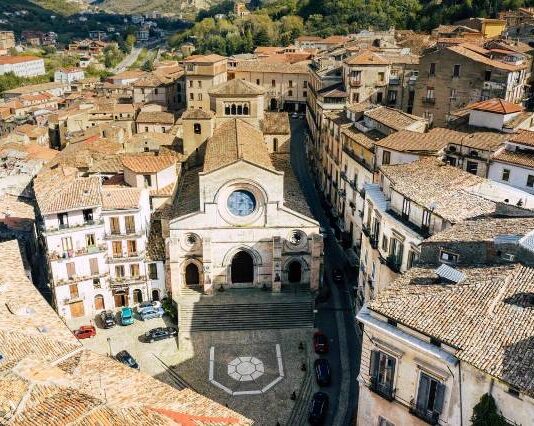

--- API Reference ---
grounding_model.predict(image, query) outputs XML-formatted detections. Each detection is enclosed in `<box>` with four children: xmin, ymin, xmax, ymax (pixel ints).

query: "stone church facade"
<box><xmin>165</xmin><ymin>79</ymin><xmax>323</xmax><ymax>297</ymax></box>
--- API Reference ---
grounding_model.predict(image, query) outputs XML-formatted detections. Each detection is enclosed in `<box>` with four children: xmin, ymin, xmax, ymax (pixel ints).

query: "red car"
<box><xmin>73</xmin><ymin>325</ymin><xmax>96</xmax><ymax>339</ymax></box>
<box><xmin>313</xmin><ymin>331</ymin><xmax>329</xmax><ymax>354</ymax></box>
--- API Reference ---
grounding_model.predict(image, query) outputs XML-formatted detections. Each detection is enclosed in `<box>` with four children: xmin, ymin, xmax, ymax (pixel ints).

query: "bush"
<box><xmin>161</xmin><ymin>297</ymin><xmax>177</xmax><ymax>322</ymax></box>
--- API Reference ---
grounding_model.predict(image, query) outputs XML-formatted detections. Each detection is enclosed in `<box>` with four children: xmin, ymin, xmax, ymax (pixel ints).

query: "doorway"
<box><xmin>288</xmin><ymin>261</ymin><xmax>302</xmax><ymax>283</ymax></box>
<box><xmin>133</xmin><ymin>289</ymin><xmax>143</xmax><ymax>304</ymax></box>
<box><xmin>114</xmin><ymin>292</ymin><xmax>128</xmax><ymax>307</ymax></box>
<box><xmin>152</xmin><ymin>289</ymin><xmax>160</xmax><ymax>301</ymax></box>
<box><xmin>270</xmin><ymin>98</ymin><xmax>278</xmax><ymax>111</ymax></box>
<box><xmin>185</xmin><ymin>263</ymin><xmax>200</xmax><ymax>286</ymax></box>
<box><xmin>231</xmin><ymin>251</ymin><xmax>254</xmax><ymax>284</ymax></box>
<box><xmin>94</xmin><ymin>294</ymin><xmax>105</xmax><ymax>311</ymax></box>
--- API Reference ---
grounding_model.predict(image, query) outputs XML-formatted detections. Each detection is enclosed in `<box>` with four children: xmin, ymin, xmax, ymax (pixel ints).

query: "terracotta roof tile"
<box><xmin>101</xmin><ymin>187</ymin><xmax>142</xmax><ymax>210</ymax></box>
<box><xmin>122</xmin><ymin>154</ymin><xmax>176</xmax><ymax>173</ymax></box>
<box><xmin>448</xmin><ymin>44</ymin><xmax>527</xmax><ymax>71</ymax></box>
<box><xmin>364</xmin><ymin>106</ymin><xmax>427</xmax><ymax>131</ymax></box>
<box><xmin>375</xmin><ymin>128</ymin><xmax>455</xmax><ymax>153</ymax></box>
<box><xmin>509</xmin><ymin>130</ymin><xmax>534</xmax><ymax>147</ymax></box>
<box><xmin>466</xmin><ymin>98</ymin><xmax>523</xmax><ymax>114</ymax></box>
<box><xmin>209</xmin><ymin>78</ymin><xmax>265</xmax><ymax>96</ymax></box>
<box><xmin>492</xmin><ymin>149</ymin><xmax>534</xmax><ymax>168</ymax></box>
<box><xmin>136</xmin><ymin>111</ymin><xmax>175</xmax><ymax>124</ymax></box>
<box><xmin>344</xmin><ymin>50</ymin><xmax>389</xmax><ymax>66</ymax></box>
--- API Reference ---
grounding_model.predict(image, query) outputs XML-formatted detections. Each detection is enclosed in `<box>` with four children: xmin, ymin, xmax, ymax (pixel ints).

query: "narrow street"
<box><xmin>291</xmin><ymin>118</ymin><xmax>361</xmax><ymax>425</ymax></box>
<box><xmin>111</xmin><ymin>46</ymin><xmax>142</xmax><ymax>73</ymax></box>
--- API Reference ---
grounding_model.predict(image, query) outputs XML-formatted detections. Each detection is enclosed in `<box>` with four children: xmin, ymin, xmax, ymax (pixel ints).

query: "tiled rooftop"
<box><xmin>122</xmin><ymin>154</ymin><xmax>176</xmax><ymax>173</ymax></box>
<box><xmin>368</xmin><ymin>263</ymin><xmax>534</xmax><ymax>398</ymax></box>
<box><xmin>375</xmin><ymin>128</ymin><xmax>455</xmax><ymax>153</ymax></box>
<box><xmin>262</xmin><ymin>112</ymin><xmax>290</xmax><ymax>135</ymax></box>
<box><xmin>101</xmin><ymin>186</ymin><xmax>142</xmax><ymax>210</ymax></box>
<box><xmin>136</xmin><ymin>111</ymin><xmax>175</xmax><ymax>124</ymax></box>
<box><xmin>364</xmin><ymin>106</ymin><xmax>426</xmax><ymax>131</ymax></box>
<box><xmin>209</xmin><ymin>78</ymin><xmax>266</xmax><ymax>96</ymax></box>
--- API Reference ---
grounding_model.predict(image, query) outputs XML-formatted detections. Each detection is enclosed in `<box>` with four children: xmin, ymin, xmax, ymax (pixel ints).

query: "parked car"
<box><xmin>139</xmin><ymin>307</ymin><xmax>165</xmax><ymax>321</ymax></box>
<box><xmin>115</xmin><ymin>350</ymin><xmax>139</xmax><ymax>369</ymax></box>
<box><xmin>120</xmin><ymin>307</ymin><xmax>134</xmax><ymax>325</ymax></box>
<box><xmin>332</xmin><ymin>269</ymin><xmax>343</xmax><ymax>285</ymax></box>
<box><xmin>100</xmin><ymin>310</ymin><xmax>116</xmax><ymax>328</ymax></box>
<box><xmin>144</xmin><ymin>326</ymin><xmax>178</xmax><ymax>343</ymax></box>
<box><xmin>314</xmin><ymin>358</ymin><xmax>331</xmax><ymax>386</ymax></box>
<box><xmin>313</xmin><ymin>331</ymin><xmax>329</xmax><ymax>354</ymax></box>
<box><xmin>308</xmin><ymin>392</ymin><xmax>329</xmax><ymax>425</ymax></box>
<box><xmin>137</xmin><ymin>300</ymin><xmax>162</xmax><ymax>313</ymax></box>
<box><xmin>73</xmin><ymin>325</ymin><xmax>96</xmax><ymax>339</ymax></box>
<box><xmin>291</xmin><ymin>112</ymin><xmax>299</xmax><ymax>118</ymax></box>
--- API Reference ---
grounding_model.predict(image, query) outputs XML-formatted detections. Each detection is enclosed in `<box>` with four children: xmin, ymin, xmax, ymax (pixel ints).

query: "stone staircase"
<box><xmin>178</xmin><ymin>290</ymin><xmax>314</xmax><ymax>332</ymax></box>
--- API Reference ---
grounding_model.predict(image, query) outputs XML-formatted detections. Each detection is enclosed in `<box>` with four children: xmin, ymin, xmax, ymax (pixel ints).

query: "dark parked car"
<box><xmin>144</xmin><ymin>327</ymin><xmax>178</xmax><ymax>343</ymax></box>
<box><xmin>314</xmin><ymin>358</ymin><xmax>331</xmax><ymax>386</ymax></box>
<box><xmin>308</xmin><ymin>392</ymin><xmax>329</xmax><ymax>425</ymax></box>
<box><xmin>332</xmin><ymin>269</ymin><xmax>343</xmax><ymax>285</ymax></box>
<box><xmin>115</xmin><ymin>350</ymin><xmax>139</xmax><ymax>369</ymax></box>
<box><xmin>313</xmin><ymin>331</ymin><xmax>329</xmax><ymax>354</ymax></box>
<box><xmin>100</xmin><ymin>310</ymin><xmax>116</xmax><ymax>328</ymax></box>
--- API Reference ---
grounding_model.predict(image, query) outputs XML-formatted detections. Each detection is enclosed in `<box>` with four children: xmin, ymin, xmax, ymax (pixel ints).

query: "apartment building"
<box><xmin>0</xmin><ymin>55</ymin><xmax>45</xmax><ymax>77</ymax></box>
<box><xmin>357</xmin><ymin>216</ymin><xmax>534</xmax><ymax>426</ymax></box>
<box><xmin>343</xmin><ymin>50</ymin><xmax>390</xmax><ymax>105</ymax></box>
<box><xmin>34</xmin><ymin>165</ymin><xmax>155</xmax><ymax>319</ymax></box>
<box><xmin>183</xmin><ymin>54</ymin><xmax>227</xmax><ymax>110</ymax></box>
<box><xmin>234</xmin><ymin>60</ymin><xmax>309</xmax><ymax>112</ymax></box>
<box><xmin>132</xmin><ymin>67</ymin><xmax>185</xmax><ymax>111</ymax></box>
<box><xmin>135</xmin><ymin>111</ymin><xmax>175</xmax><ymax>134</ymax></box>
<box><xmin>54</xmin><ymin>67</ymin><xmax>85</xmax><ymax>84</ymax></box>
<box><xmin>358</xmin><ymin>158</ymin><xmax>533</xmax><ymax>301</ymax></box>
<box><xmin>413</xmin><ymin>42</ymin><xmax>530</xmax><ymax>127</ymax></box>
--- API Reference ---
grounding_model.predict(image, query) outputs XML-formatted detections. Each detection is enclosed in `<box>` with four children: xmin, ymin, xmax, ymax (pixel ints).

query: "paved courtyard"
<box><xmin>67</xmin><ymin>312</ymin><xmax>318</xmax><ymax>424</ymax></box>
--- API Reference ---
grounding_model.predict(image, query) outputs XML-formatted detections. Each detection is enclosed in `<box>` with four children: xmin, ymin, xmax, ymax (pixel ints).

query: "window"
<box><xmin>288</xmin><ymin>90</ymin><xmax>293</xmax><ymax>97</ymax></box>
<box><xmin>289</xmin><ymin>80</ymin><xmax>293</xmax><ymax>87</ymax></box>
<box><xmin>352</xmin><ymin>93</ymin><xmax>360</xmax><ymax>103</ymax></box>
<box><xmin>402</xmin><ymin>198</ymin><xmax>410</xmax><ymax>220</ymax></box>
<box><xmin>161</xmin><ymin>127</ymin><xmax>166</xmax><ymax>133</ymax></box>
<box><xmin>130</xmin><ymin>263</ymin><xmax>140</xmax><ymax>277</ymax></box>
<box><xmin>112</xmin><ymin>241</ymin><xmax>122</xmax><ymax>257</ymax></box>
<box><xmin>407</xmin><ymin>250</ymin><xmax>419</xmax><ymax>269</ymax></box>
<box><xmin>256</xmin><ymin>79</ymin><xmax>260</xmax><ymax>85</ymax></box>
<box><xmin>502</xmin><ymin>168</ymin><xmax>510</xmax><ymax>182</ymax></box>
<box><xmin>66</xmin><ymin>263</ymin><xmax>76</xmax><ymax>279</ymax></box>
<box><xmin>115</xmin><ymin>265</ymin><xmax>125</xmax><ymax>277</ymax></box>
<box><xmin>422</xmin><ymin>209</ymin><xmax>431</xmax><ymax>233</ymax></box>
<box><xmin>125</xmin><ymin>216</ymin><xmax>135</xmax><ymax>234</ymax></box>
<box><xmin>429</xmin><ymin>62</ymin><xmax>436</xmax><ymax>77</ymax></box>
<box><xmin>110</xmin><ymin>217</ymin><xmax>120</xmax><ymax>235</ymax></box>
<box><xmin>382</xmin><ymin>235</ymin><xmax>388</xmax><ymax>252</ymax></box>
<box><xmin>189</xmin><ymin>93</ymin><xmax>194</xmax><ymax>100</ymax></box>
<box><xmin>62</xmin><ymin>237</ymin><xmax>73</xmax><ymax>251</ymax></box>
<box><xmin>237</xmin><ymin>104</ymin><xmax>243</xmax><ymax>115</ymax></box>
<box><xmin>273</xmin><ymin>138</ymin><xmax>278</xmax><ymax>152</ymax></box>
<box><xmin>243</xmin><ymin>104</ymin><xmax>249</xmax><ymax>115</ymax></box>
<box><xmin>414</xmin><ymin>372</ymin><xmax>445</xmax><ymax>421</ymax></box>
<box><xmin>450</xmin><ymin>88</ymin><xmax>457</xmax><ymax>100</ymax></box>
<box><xmin>303</xmin><ymin>90</ymin><xmax>307</xmax><ymax>97</ymax></box>
<box><xmin>387</xmin><ymin>90</ymin><xmax>397</xmax><ymax>104</ymax></box>
<box><xmin>143</xmin><ymin>175</ymin><xmax>152</xmax><ymax>187</ymax></box>
<box><xmin>145</xmin><ymin>126</ymin><xmax>149</xmax><ymax>132</ymax></box>
<box><xmin>466</xmin><ymin>161</ymin><xmax>478</xmax><ymax>175</ymax></box>
<box><xmin>154</xmin><ymin>88</ymin><xmax>159</xmax><ymax>95</ymax></box>
<box><xmin>69</xmin><ymin>282</ymin><xmax>78</xmax><ymax>297</ymax></box>
<box><xmin>231</xmin><ymin>104</ymin><xmax>236</xmax><ymax>115</ymax></box>
<box><xmin>369</xmin><ymin>350</ymin><xmax>396</xmax><ymax>399</ymax></box>
<box><xmin>303</xmin><ymin>81</ymin><xmax>308</xmax><ymax>88</ymax></box>
<box><xmin>271</xmin><ymin>80</ymin><xmax>276</xmax><ymax>87</ymax></box>
<box><xmin>507</xmin><ymin>387</ymin><xmax>520</xmax><ymax>397</ymax></box>
<box><xmin>127</xmin><ymin>240</ymin><xmax>137</xmax><ymax>255</ymax></box>
<box><xmin>382</xmin><ymin>150</ymin><xmax>391</xmax><ymax>165</ymax></box>
<box><xmin>453</xmin><ymin>64</ymin><xmax>461</xmax><ymax>78</ymax></box>
<box><xmin>484</xmin><ymin>70</ymin><xmax>492</xmax><ymax>81</ymax></box>
<box><xmin>189</xmin><ymin>80</ymin><xmax>193</xmax><ymax>88</ymax></box>
<box><xmin>82</xmin><ymin>209</ymin><xmax>93</xmax><ymax>224</ymax></box>
<box><xmin>194</xmin><ymin>122</ymin><xmax>201</xmax><ymax>134</ymax></box>
<box><xmin>440</xmin><ymin>250</ymin><xmax>458</xmax><ymax>264</ymax></box>
<box><xmin>376</xmin><ymin>92</ymin><xmax>383</xmax><ymax>103</ymax></box>
<box><xmin>389</xmin><ymin>238</ymin><xmax>403</xmax><ymax>268</ymax></box>
<box><xmin>527</xmin><ymin>175</ymin><xmax>534</xmax><ymax>187</ymax></box>
<box><xmin>378</xmin><ymin>417</ymin><xmax>395</xmax><ymax>426</ymax></box>
<box><xmin>149</xmin><ymin>263</ymin><xmax>158</xmax><ymax>280</ymax></box>
<box><xmin>197</xmin><ymin>80</ymin><xmax>202</xmax><ymax>88</ymax></box>
<box><xmin>426</xmin><ymin>87</ymin><xmax>434</xmax><ymax>99</ymax></box>
<box><xmin>225</xmin><ymin>105</ymin><xmax>230</xmax><ymax>115</ymax></box>
<box><xmin>197</xmin><ymin>93</ymin><xmax>202</xmax><ymax>101</ymax></box>
<box><xmin>89</xmin><ymin>257</ymin><xmax>99</xmax><ymax>275</ymax></box>
<box><xmin>58</xmin><ymin>212</ymin><xmax>69</xmax><ymax>229</ymax></box>
<box><xmin>378</xmin><ymin>72</ymin><xmax>385</xmax><ymax>82</ymax></box>
<box><xmin>85</xmin><ymin>234</ymin><xmax>95</xmax><ymax>247</ymax></box>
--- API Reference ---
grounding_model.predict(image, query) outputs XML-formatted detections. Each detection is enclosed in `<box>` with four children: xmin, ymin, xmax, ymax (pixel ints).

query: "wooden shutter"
<box><xmin>66</xmin><ymin>262</ymin><xmax>76</xmax><ymax>278</ymax></box>
<box><xmin>89</xmin><ymin>258</ymin><xmax>99</xmax><ymax>275</ymax></box>
<box><xmin>369</xmin><ymin>350</ymin><xmax>380</xmax><ymax>381</ymax></box>
<box><xmin>434</xmin><ymin>382</ymin><xmax>446</xmax><ymax>413</ymax></box>
<box><xmin>385</xmin><ymin>356</ymin><xmax>396</xmax><ymax>386</ymax></box>
<box><xmin>416</xmin><ymin>373</ymin><xmax>431</xmax><ymax>411</ymax></box>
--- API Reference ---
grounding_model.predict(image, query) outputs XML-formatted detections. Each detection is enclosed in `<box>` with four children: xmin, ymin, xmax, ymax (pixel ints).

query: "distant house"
<box><xmin>54</xmin><ymin>67</ymin><xmax>85</xmax><ymax>84</ymax></box>
<box><xmin>0</xmin><ymin>56</ymin><xmax>45</xmax><ymax>77</ymax></box>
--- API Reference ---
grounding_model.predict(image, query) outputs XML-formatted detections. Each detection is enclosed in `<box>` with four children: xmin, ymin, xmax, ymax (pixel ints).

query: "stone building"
<box><xmin>183</xmin><ymin>54</ymin><xmax>227</xmax><ymax>110</ymax></box>
<box><xmin>343</xmin><ymin>50</ymin><xmax>390</xmax><ymax>105</ymax></box>
<box><xmin>413</xmin><ymin>42</ymin><xmax>530</xmax><ymax>127</ymax></box>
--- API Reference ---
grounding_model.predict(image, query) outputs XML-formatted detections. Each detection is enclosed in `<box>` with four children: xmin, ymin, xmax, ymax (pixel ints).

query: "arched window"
<box><xmin>225</xmin><ymin>104</ymin><xmax>230</xmax><ymax>115</ymax></box>
<box><xmin>273</xmin><ymin>138</ymin><xmax>278</xmax><ymax>152</ymax></box>
<box><xmin>237</xmin><ymin>104</ymin><xmax>243</xmax><ymax>115</ymax></box>
<box><xmin>193</xmin><ymin>123</ymin><xmax>201</xmax><ymax>134</ymax></box>
<box><xmin>231</xmin><ymin>104</ymin><xmax>237</xmax><ymax>115</ymax></box>
<box><xmin>243</xmin><ymin>104</ymin><xmax>249</xmax><ymax>115</ymax></box>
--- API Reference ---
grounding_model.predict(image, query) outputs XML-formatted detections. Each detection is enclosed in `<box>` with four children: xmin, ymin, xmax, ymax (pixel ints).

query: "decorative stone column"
<box><xmin>202</xmin><ymin>237</ymin><xmax>214</xmax><ymax>295</ymax></box>
<box><xmin>272</xmin><ymin>236</ymin><xmax>282</xmax><ymax>293</ymax></box>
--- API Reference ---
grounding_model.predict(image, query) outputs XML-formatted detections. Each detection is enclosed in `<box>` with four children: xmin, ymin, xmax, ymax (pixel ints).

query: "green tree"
<box><xmin>125</xmin><ymin>34</ymin><xmax>136</xmax><ymax>49</ymax></box>
<box><xmin>471</xmin><ymin>394</ymin><xmax>511</xmax><ymax>426</ymax></box>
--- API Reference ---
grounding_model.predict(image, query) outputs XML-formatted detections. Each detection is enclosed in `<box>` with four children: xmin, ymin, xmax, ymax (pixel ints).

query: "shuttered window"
<box><xmin>416</xmin><ymin>372</ymin><xmax>445</xmax><ymax>416</ymax></box>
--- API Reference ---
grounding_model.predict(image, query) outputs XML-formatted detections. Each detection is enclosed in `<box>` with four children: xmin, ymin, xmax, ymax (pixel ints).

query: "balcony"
<box><xmin>409</xmin><ymin>404</ymin><xmax>440</xmax><ymax>425</ymax></box>
<box><xmin>422</xmin><ymin>97</ymin><xmax>436</xmax><ymax>105</ymax></box>
<box><xmin>386</xmin><ymin>255</ymin><xmax>402</xmax><ymax>273</ymax></box>
<box><xmin>375</xmin><ymin>80</ymin><xmax>387</xmax><ymax>87</ymax></box>
<box><xmin>387</xmin><ymin>208</ymin><xmax>431</xmax><ymax>238</ymax></box>
<box><xmin>43</xmin><ymin>219</ymin><xmax>104</xmax><ymax>235</ymax></box>
<box><xmin>362</xmin><ymin>224</ymin><xmax>371</xmax><ymax>238</ymax></box>
<box><xmin>107</xmin><ymin>251</ymin><xmax>145</xmax><ymax>263</ymax></box>
<box><xmin>104</xmin><ymin>228</ymin><xmax>145</xmax><ymax>240</ymax></box>
<box><xmin>49</xmin><ymin>244</ymin><xmax>107</xmax><ymax>261</ymax></box>
<box><xmin>55</xmin><ymin>272</ymin><xmax>108</xmax><ymax>286</ymax></box>
<box><xmin>389</xmin><ymin>77</ymin><xmax>400</xmax><ymax>85</ymax></box>
<box><xmin>369</xmin><ymin>377</ymin><xmax>395</xmax><ymax>401</ymax></box>
<box><xmin>349</xmin><ymin>79</ymin><xmax>362</xmax><ymax>87</ymax></box>
<box><xmin>370</xmin><ymin>235</ymin><xmax>379</xmax><ymax>250</ymax></box>
<box><xmin>109</xmin><ymin>275</ymin><xmax>147</xmax><ymax>288</ymax></box>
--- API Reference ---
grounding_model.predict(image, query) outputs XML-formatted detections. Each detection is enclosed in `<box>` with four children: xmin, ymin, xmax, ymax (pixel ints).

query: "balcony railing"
<box><xmin>104</xmin><ymin>228</ymin><xmax>145</xmax><ymax>239</ymax></box>
<box><xmin>109</xmin><ymin>275</ymin><xmax>147</xmax><ymax>287</ymax></box>
<box><xmin>386</xmin><ymin>255</ymin><xmax>402</xmax><ymax>273</ymax></box>
<box><xmin>55</xmin><ymin>272</ymin><xmax>108</xmax><ymax>286</ymax></box>
<box><xmin>49</xmin><ymin>244</ymin><xmax>107</xmax><ymax>261</ymax></box>
<box><xmin>409</xmin><ymin>403</ymin><xmax>440</xmax><ymax>425</ymax></box>
<box><xmin>107</xmin><ymin>251</ymin><xmax>145</xmax><ymax>263</ymax></box>
<box><xmin>43</xmin><ymin>219</ymin><xmax>104</xmax><ymax>235</ymax></box>
<box><xmin>370</xmin><ymin>378</ymin><xmax>395</xmax><ymax>401</ymax></box>
<box><xmin>387</xmin><ymin>208</ymin><xmax>431</xmax><ymax>238</ymax></box>
<box><xmin>349</xmin><ymin>79</ymin><xmax>362</xmax><ymax>87</ymax></box>
<box><xmin>422</xmin><ymin>97</ymin><xmax>436</xmax><ymax>105</ymax></box>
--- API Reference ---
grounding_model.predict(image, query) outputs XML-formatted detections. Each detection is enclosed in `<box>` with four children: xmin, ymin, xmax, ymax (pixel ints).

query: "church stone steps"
<box><xmin>178</xmin><ymin>301</ymin><xmax>314</xmax><ymax>332</ymax></box>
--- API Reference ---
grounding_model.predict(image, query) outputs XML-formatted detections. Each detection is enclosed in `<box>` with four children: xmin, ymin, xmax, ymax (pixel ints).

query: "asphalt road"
<box><xmin>111</xmin><ymin>46</ymin><xmax>142</xmax><ymax>74</ymax></box>
<box><xmin>290</xmin><ymin>117</ymin><xmax>361</xmax><ymax>425</ymax></box>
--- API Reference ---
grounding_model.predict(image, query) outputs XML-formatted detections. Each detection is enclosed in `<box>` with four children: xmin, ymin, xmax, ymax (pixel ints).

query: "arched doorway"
<box><xmin>152</xmin><ymin>289</ymin><xmax>160</xmax><ymax>301</ymax></box>
<box><xmin>185</xmin><ymin>263</ymin><xmax>200</xmax><ymax>286</ymax></box>
<box><xmin>133</xmin><ymin>289</ymin><xmax>143</xmax><ymax>304</ymax></box>
<box><xmin>270</xmin><ymin>98</ymin><xmax>278</xmax><ymax>111</ymax></box>
<box><xmin>231</xmin><ymin>251</ymin><xmax>254</xmax><ymax>284</ymax></box>
<box><xmin>114</xmin><ymin>291</ymin><xmax>128</xmax><ymax>308</ymax></box>
<box><xmin>288</xmin><ymin>261</ymin><xmax>302</xmax><ymax>283</ymax></box>
<box><xmin>94</xmin><ymin>294</ymin><xmax>105</xmax><ymax>311</ymax></box>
